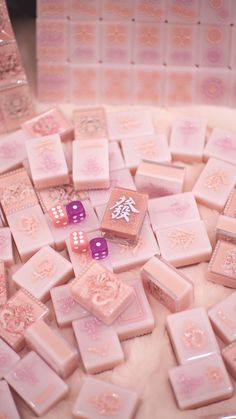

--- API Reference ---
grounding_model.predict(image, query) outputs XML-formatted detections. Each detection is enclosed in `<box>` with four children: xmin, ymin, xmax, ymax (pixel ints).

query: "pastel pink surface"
<box><xmin>0</xmin><ymin>288</ymin><xmax>49</xmax><ymax>351</ymax></box>
<box><xmin>0</xmin><ymin>380</ymin><xmax>21</xmax><ymax>419</ymax></box>
<box><xmin>196</xmin><ymin>68</ymin><xmax>229</xmax><ymax>106</ymax></box>
<box><xmin>204</xmin><ymin>127</ymin><xmax>236</xmax><ymax>165</ymax></box>
<box><xmin>37</xmin><ymin>0</ymin><xmax>68</xmax><ymax>18</ymax></box>
<box><xmin>50</xmin><ymin>283</ymin><xmax>89</xmax><ymax>327</ymax></box>
<box><xmin>66</xmin><ymin>229</ymin><xmax>113</xmax><ymax>277</ymax></box>
<box><xmin>72</xmin><ymin>315</ymin><xmax>124</xmax><ymax>374</ymax></box>
<box><xmin>101</xmin><ymin>22</ymin><xmax>132</xmax><ymax>64</ymax></box>
<box><xmin>132</xmin><ymin>66</ymin><xmax>164</xmax><ymax>106</ymax></box>
<box><xmin>70</xmin><ymin>64</ymin><xmax>100</xmax><ymax>104</ymax></box>
<box><xmin>170</xmin><ymin>116</ymin><xmax>207</xmax><ymax>162</ymax></box>
<box><xmin>166</xmin><ymin>307</ymin><xmax>220</xmax><ymax>365</ymax></box>
<box><xmin>112</xmin><ymin>278</ymin><xmax>155</xmax><ymax>340</ymax></box>
<box><xmin>164</xmin><ymin>67</ymin><xmax>196</xmax><ymax>106</ymax></box>
<box><xmin>37</xmin><ymin>62</ymin><xmax>69</xmax><ymax>103</ymax></box>
<box><xmin>132</xmin><ymin>23</ymin><xmax>165</xmax><ymax>65</ymax></box>
<box><xmin>22</xmin><ymin>108</ymin><xmax>74</xmax><ymax>142</ymax></box>
<box><xmin>107</xmin><ymin>109</ymin><xmax>154</xmax><ymax>140</ymax></box>
<box><xmin>36</xmin><ymin>19</ymin><xmax>68</xmax><ymax>62</ymax></box>
<box><xmin>101</xmin><ymin>65</ymin><xmax>132</xmax><ymax>104</ymax></box>
<box><xmin>89</xmin><ymin>168</ymin><xmax>136</xmax><ymax>207</ymax></box>
<box><xmin>105</xmin><ymin>222</ymin><xmax>159</xmax><ymax>273</ymax></box>
<box><xmin>69</xmin><ymin>21</ymin><xmax>100</xmax><ymax>63</ymax></box>
<box><xmin>216</xmin><ymin>215</ymin><xmax>236</xmax><ymax>244</ymax></box>
<box><xmin>156</xmin><ymin>220</ymin><xmax>212</xmax><ymax>267</ymax></box>
<box><xmin>134</xmin><ymin>0</ymin><xmax>166</xmax><ymax>22</ymax></box>
<box><xmin>72</xmin><ymin>139</ymin><xmax>109</xmax><ymax>190</ymax></box>
<box><xmin>0</xmin><ymin>338</ymin><xmax>20</xmax><ymax>380</ymax></box>
<box><xmin>12</xmin><ymin>246</ymin><xmax>73</xmax><ymax>302</ymax></box>
<box><xmin>0</xmin><ymin>261</ymin><xmax>7</xmax><ymax>305</ymax></box>
<box><xmin>24</xmin><ymin>320</ymin><xmax>78</xmax><ymax>378</ymax></box>
<box><xmin>200</xmin><ymin>0</ymin><xmax>232</xmax><ymax>25</ymax></box>
<box><xmin>102</xmin><ymin>0</ymin><xmax>133</xmax><ymax>20</ymax></box>
<box><xmin>135</xmin><ymin>161</ymin><xmax>185</xmax><ymax>198</ymax></box>
<box><xmin>192</xmin><ymin>158</ymin><xmax>236</xmax><ymax>211</ymax></box>
<box><xmin>207</xmin><ymin>240</ymin><xmax>236</xmax><ymax>288</ymax></box>
<box><xmin>73</xmin><ymin>107</ymin><xmax>108</xmax><ymax>140</ymax></box>
<box><xmin>25</xmin><ymin>134</ymin><xmax>69</xmax><ymax>189</ymax></box>
<box><xmin>72</xmin><ymin>375</ymin><xmax>138</xmax><ymax>419</ymax></box>
<box><xmin>222</xmin><ymin>341</ymin><xmax>236</xmax><ymax>379</ymax></box>
<box><xmin>166</xmin><ymin>0</ymin><xmax>199</xmax><ymax>23</ymax></box>
<box><xmin>169</xmin><ymin>354</ymin><xmax>233</xmax><ymax>409</ymax></box>
<box><xmin>208</xmin><ymin>291</ymin><xmax>236</xmax><ymax>344</ymax></box>
<box><xmin>198</xmin><ymin>25</ymin><xmax>230</xmax><ymax>68</ymax></box>
<box><xmin>0</xmin><ymin>227</ymin><xmax>14</xmax><ymax>267</ymax></box>
<box><xmin>0</xmin><ymin>129</ymin><xmax>28</xmax><ymax>174</ymax></box>
<box><xmin>142</xmin><ymin>255</ymin><xmax>194</xmax><ymax>313</ymax></box>
<box><xmin>108</xmin><ymin>142</ymin><xmax>125</xmax><ymax>171</ymax></box>
<box><xmin>224</xmin><ymin>188</ymin><xmax>236</xmax><ymax>217</ymax></box>
<box><xmin>5</xmin><ymin>351</ymin><xmax>68</xmax><ymax>416</ymax></box>
<box><xmin>121</xmin><ymin>134</ymin><xmax>171</xmax><ymax>172</ymax></box>
<box><xmin>7</xmin><ymin>204</ymin><xmax>54</xmax><ymax>262</ymax></box>
<box><xmin>69</xmin><ymin>0</ymin><xmax>101</xmax><ymax>20</ymax></box>
<box><xmin>46</xmin><ymin>199</ymin><xmax>99</xmax><ymax>251</ymax></box>
<box><xmin>70</xmin><ymin>262</ymin><xmax>134</xmax><ymax>325</ymax></box>
<box><xmin>148</xmin><ymin>192</ymin><xmax>200</xmax><ymax>231</ymax></box>
<box><xmin>165</xmin><ymin>24</ymin><xmax>198</xmax><ymax>66</ymax></box>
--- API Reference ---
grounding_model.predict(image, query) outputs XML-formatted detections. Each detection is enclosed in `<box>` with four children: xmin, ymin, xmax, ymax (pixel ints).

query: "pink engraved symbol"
<box><xmin>87</xmin><ymin>344</ymin><xmax>110</xmax><ymax>357</ymax></box>
<box><xmin>207</xmin><ymin>367</ymin><xmax>223</xmax><ymax>386</ymax></box>
<box><xmin>118</xmin><ymin>117</ymin><xmax>141</xmax><ymax>132</ymax></box>
<box><xmin>155</xmin><ymin>201</ymin><xmax>190</xmax><ymax>217</ymax></box>
<box><xmin>221</xmin><ymin>250</ymin><xmax>236</xmax><ymax>276</ymax></box>
<box><xmin>33</xmin><ymin>259</ymin><xmax>55</xmax><ymax>281</ymax></box>
<box><xmin>168</xmin><ymin>229</ymin><xmax>195</xmax><ymax>249</ymax></box>
<box><xmin>0</xmin><ymin>141</ymin><xmax>18</xmax><ymax>159</ymax></box>
<box><xmin>110</xmin><ymin>195</ymin><xmax>139</xmax><ymax>222</ymax></box>
<box><xmin>81</xmin><ymin>317</ymin><xmax>102</xmax><ymax>341</ymax></box>
<box><xmin>182</xmin><ymin>321</ymin><xmax>206</xmax><ymax>349</ymax></box>
<box><xmin>107</xmin><ymin>26</ymin><xmax>125</xmax><ymax>44</ymax></box>
<box><xmin>203</xmin><ymin>170</ymin><xmax>228</xmax><ymax>191</ymax></box>
<box><xmin>18</xmin><ymin>215</ymin><xmax>40</xmax><ymax>238</ymax></box>
<box><xmin>217</xmin><ymin>309</ymin><xmax>236</xmax><ymax>330</ymax></box>
<box><xmin>140</xmin><ymin>27</ymin><xmax>159</xmax><ymax>45</ymax></box>
<box><xmin>180</xmin><ymin>120</ymin><xmax>198</xmax><ymax>145</ymax></box>
<box><xmin>81</xmin><ymin>272</ymin><xmax>122</xmax><ymax>308</ymax></box>
<box><xmin>214</xmin><ymin>136</ymin><xmax>236</xmax><ymax>152</ymax></box>
<box><xmin>134</xmin><ymin>141</ymin><xmax>157</xmax><ymax>157</ymax></box>
<box><xmin>178</xmin><ymin>373</ymin><xmax>204</xmax><ymax>396</ymax></box>
<box><xmin>81</xmin><ymin>158</ymin><xmax>103</xmax><ymax>176</ymax></box>
<box><xmin>13</xmin><ymin>362</ymin><xmax>38</xmax><ymax>385</ymax></box>
<box><xmin>38</xmin><ymin>154</ymin><xmax>61</xmax><ymax>172</ymax></box>
<box><xmin>91</xmin><ymin>392</ymin><xmax>121</xmax><ymax>416</ymax></box>
<box><xmin>0</xmin><ymin>303</ymin><xmax>35</xmax><ymax>336</ymax></box>
<box><xmin>35</xmin><ymin>139</ymin><xmax>54</xmax><ymax>154</ymax></box>
<box><xmin>56</xmin><ymin>294</ymin><xmax>76</xmax><ymax>314</ymax></box>
<box><xmin>118</xmin><ymin>237</ymin><xmax>144</xmax><ymax>255</ymax></box>
<box><xmin>32</xmin><ymin>115</ymin><xmax>60</xmax><ymax>136</ymax></box>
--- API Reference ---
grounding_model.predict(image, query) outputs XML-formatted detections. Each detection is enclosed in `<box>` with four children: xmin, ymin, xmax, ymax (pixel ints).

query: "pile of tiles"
<box><xmin>0</xmin><ymin>0</ymin><xmax>34</xmax><ymax>134</ymax></box>
<box><xmin>0</xmin><ymin>105</ymin><xmax>236</xmax><ymax>418</ymax></box>
<box><xmin>36</xmin><ymin>0</ymin><xmax>236</xmax><ymax>106</ymax></box>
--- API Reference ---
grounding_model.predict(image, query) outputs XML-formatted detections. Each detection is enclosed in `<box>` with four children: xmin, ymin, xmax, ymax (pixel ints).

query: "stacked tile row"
<box><xmin>37</xmin><ymin>0</ymin><xmax>236</xmax><ymax>105</ymax></box>
<box><xmin>0</xmin><ymin>0</ymin><xmax>34</xmax><ymax>134</ymax></box>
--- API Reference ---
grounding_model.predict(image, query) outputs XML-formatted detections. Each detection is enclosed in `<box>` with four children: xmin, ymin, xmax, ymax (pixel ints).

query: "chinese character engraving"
<box><xmin>91</xmin><ymin>392</ymin><xmax>121</xmax><ymax>416</ymax></box>
<box><xmin>203</xmin><ymin>170</ymin><xmax>228</xmax><ymax>191</ymax></box>
<box><xmin>168</xmin><ymin>229</ymin><xmax>195</xmax><ymax>249</ymax></box>
<box><xmin>182</xmin><ymin>321</ymin><xmax>206</xmax><ymax>349</ymax></box>
<box><xmin>110</xmin><ymin>196</ymin><xmax>139</xmax><ymax>222</ymax></box>
<box><xmin>222</xmin><ymin>250</ymin><xmax>236</xmax><ymax>276</ymax></box>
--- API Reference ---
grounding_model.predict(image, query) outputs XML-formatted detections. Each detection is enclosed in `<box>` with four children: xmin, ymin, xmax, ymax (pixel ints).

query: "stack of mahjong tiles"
<box><xmin>1</xmin><ymin>105</ymin><xmax>236</xmax><ymax>419</ymax></box>
<box><xmin>36</xmin><ymin>0</ymin><xmax>236</xmax><ymax>107</ymax></box>
<box><xmin>0</xmin><ymin>0</ymin><xmax>35</xmax><ymax>134</ymax></box>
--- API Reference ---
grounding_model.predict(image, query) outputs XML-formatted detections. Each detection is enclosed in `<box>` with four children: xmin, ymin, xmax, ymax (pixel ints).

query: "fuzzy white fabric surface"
<box><xmin>7</xmin><ymin>18</ymin><xmax>236</xmax><ymax>419</ymax></box>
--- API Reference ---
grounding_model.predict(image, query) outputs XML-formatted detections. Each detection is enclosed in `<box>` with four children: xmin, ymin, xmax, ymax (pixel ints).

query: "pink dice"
<box><xmin>70</xmin><ymin>231</ymin><xmax>89</xmax><ymax>253</ymax></box>
<box><xmin>48</xmin><ymin>204</ymin><xmax>69</xmax><ymax>227</ymax></box>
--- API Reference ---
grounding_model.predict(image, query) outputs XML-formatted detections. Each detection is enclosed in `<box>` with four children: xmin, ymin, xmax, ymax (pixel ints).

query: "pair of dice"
<box><xmin>70</xmin><ymin>231</ymin><xmax>108</xmax><ymax>260</ymax></box>
<box><xmin>49</xmin><ymin>201</ymin><xmax>85</xmax><ymax>227</ymax></box>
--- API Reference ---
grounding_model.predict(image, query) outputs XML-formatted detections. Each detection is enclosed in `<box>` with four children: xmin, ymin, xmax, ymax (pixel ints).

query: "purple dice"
<box><xmin>66</xmin><ymin>200</ymin><xmax>86</xmax><ymax>223</ymax></box>
<box><xmin>89</xmin><ymin>237</ymin><xmax>108</xmax><ymax>260</ymax></box>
